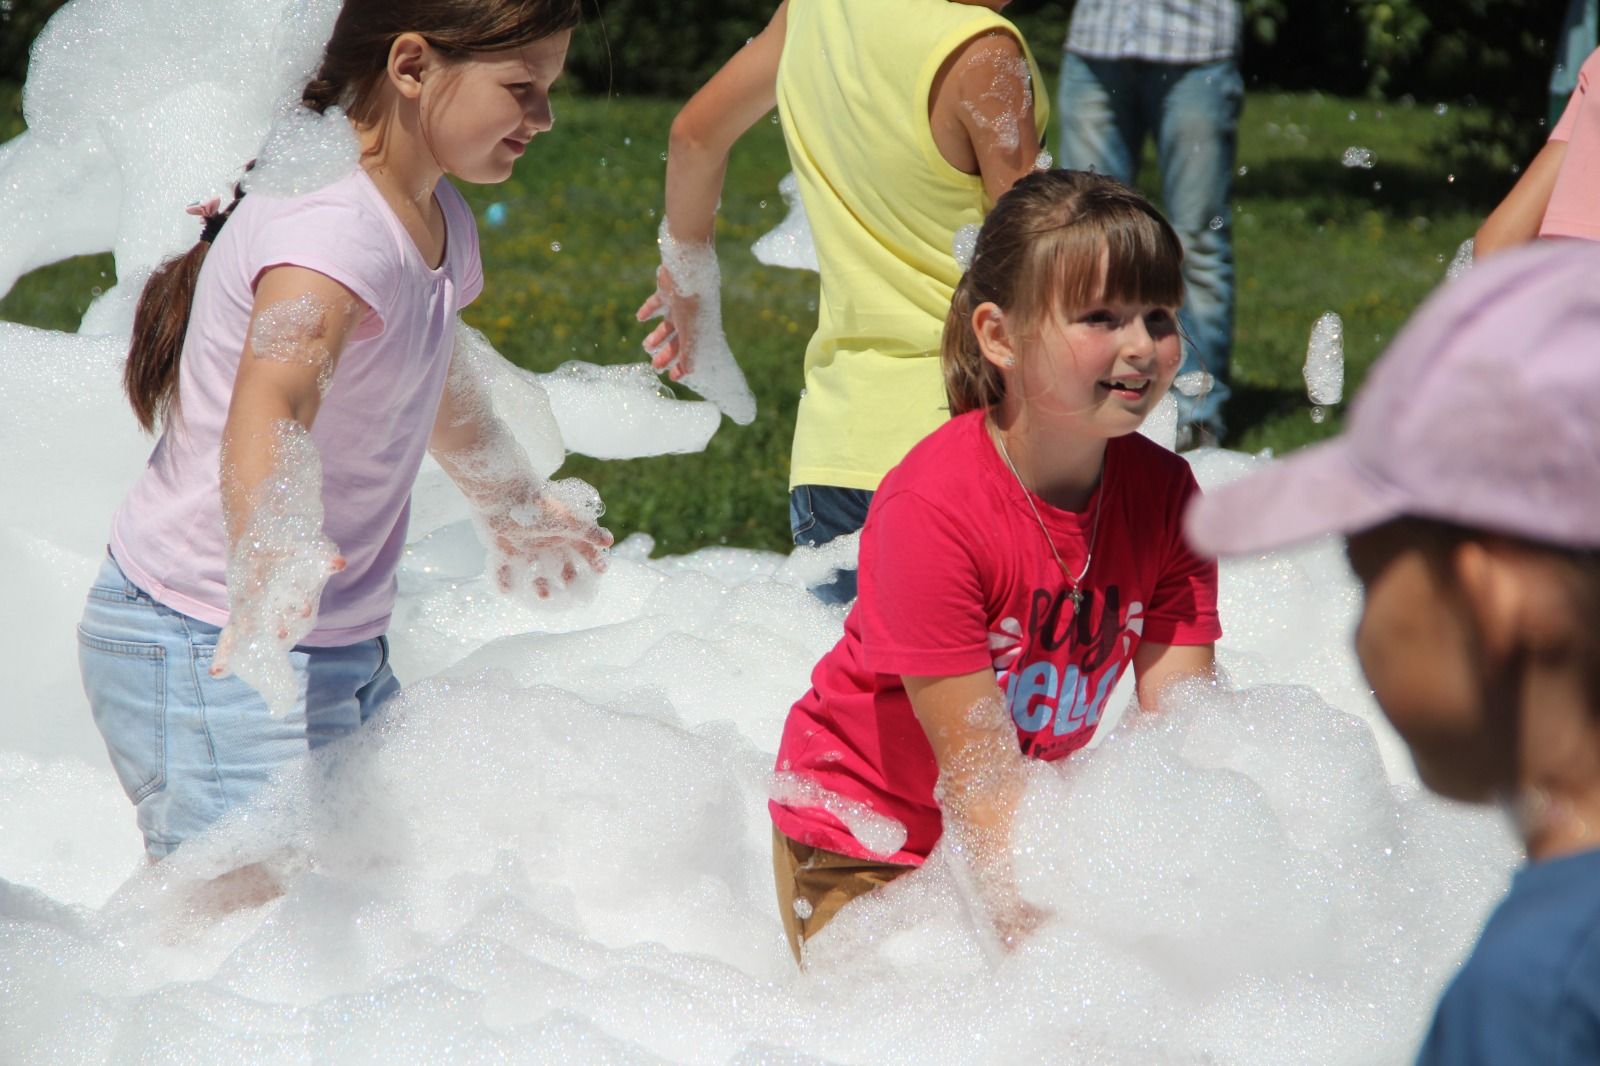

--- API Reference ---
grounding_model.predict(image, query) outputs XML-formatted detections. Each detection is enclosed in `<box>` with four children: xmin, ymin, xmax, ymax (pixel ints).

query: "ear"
<box><xmin>972</xmin><ymin>301</ymin><xmax>1017</xmax><ymax>371</ymax></box>
<box><xmin>1452</xmin><ymin>539</ymin><xmax>1526</xmax><ymax>665</ymax></box>
<box><xmin>388</xmin><ymin>33</ymin><xmax>434</xmax><ymax>102</ymax></box>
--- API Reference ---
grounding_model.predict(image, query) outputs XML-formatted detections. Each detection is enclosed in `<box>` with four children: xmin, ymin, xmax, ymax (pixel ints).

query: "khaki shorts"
<box><xmin>771</xmin><ymin>826</ymin><xmax>916</xmax><ymax>964</ymax></box>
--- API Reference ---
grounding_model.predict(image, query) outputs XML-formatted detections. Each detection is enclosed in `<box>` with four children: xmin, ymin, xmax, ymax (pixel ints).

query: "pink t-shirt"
<box><xmin>770</xmin><ymin>410</ymin><xmax>1221</xmax><ymax>864</ymax></box>
<box><xmin>110</xmin><ymin>168</ymin><xmax>484</xmax><ymax>646</ymax></box>
<box><xmin>1544</xmin><ymin>46</ymin><xmax>1600</xmax><ymax>241</ymax></box>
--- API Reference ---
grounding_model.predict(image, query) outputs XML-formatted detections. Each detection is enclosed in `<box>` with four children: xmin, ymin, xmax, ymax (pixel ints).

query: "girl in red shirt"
<box><xmin>770</xmin><ymin>169</ymin><xmax>1221</xmax><ymax>962</ymax></box>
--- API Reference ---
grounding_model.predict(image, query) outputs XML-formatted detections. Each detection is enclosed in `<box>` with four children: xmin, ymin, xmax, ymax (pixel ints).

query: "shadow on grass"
<box><xmin>1238</xmin><ymin>152</ymin><xmax>1507</xmax><ymax>219</ymax></box>
<box><xmin>1226</xmin><ymin>383</ymin><xmax>1316</xmax><ymax>443</ymax></box>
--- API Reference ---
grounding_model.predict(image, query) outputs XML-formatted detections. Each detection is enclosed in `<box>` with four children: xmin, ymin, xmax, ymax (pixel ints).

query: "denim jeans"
<box><xmin>789</xmin><ymin>485</ymin><xmax>874</xmax><ymax>604</ymax></box>
<box><xmin>1058</xmin><ymin>53</ymin><xmax>1243</xmax><ymax>438</ymax></box>
<box><xmin>78</xmin><ymin>554</ymin><xmax>399</xmax><ymax>858</ymax></box>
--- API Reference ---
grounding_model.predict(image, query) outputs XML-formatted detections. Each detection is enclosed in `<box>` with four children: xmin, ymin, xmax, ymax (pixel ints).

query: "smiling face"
<box><xmin>989</xmin><ymin>249</ymin><xmax>1183</xmax><ymax>436</ymax></box>
<box><xmin>1018</xmin><ymin>294</ymin><xmax>1183</xmax><ymax>435</ymax></box>
<box><xmin>420</xmin><ymin>30</ymin><xmax>572</xmax><ymax>184</ymax></box>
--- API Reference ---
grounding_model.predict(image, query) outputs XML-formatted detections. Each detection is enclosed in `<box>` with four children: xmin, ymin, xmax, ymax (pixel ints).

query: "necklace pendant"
<box><xmin>1067</xmin><ymin>587</ymin><xmax>1084</xmax><ymax>610</ymax></box>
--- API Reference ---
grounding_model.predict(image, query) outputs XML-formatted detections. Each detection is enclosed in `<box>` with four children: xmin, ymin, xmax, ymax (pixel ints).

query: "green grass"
<box><xmin>1</xmin><ymin>82</ymin><xmax>1514</xmax><ymax>552</ymax></box>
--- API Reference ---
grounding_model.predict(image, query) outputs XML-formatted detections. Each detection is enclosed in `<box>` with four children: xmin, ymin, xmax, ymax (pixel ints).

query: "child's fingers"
<box><xmin>650</xmin><ymin>341</ymin><xmax>682</xmax><ymax>372</ymax></box>
<box><xmin>329</xmin><ymin>554</ymin><xmax>346</xmax><ymax>574</ymax></box>
<box><xmin>210</xmin><ymin>627</ymin><xmax>235</xmax><ymax>677</ymax></box>
<box><xmin>636</xmin><ymin>292</ymin><xmax>665</xmax><ymax>321</ymax></box>
<box><xmin>643</xmin><ymin>321</ymin><xmax>671</xmax><ymax>350</ymax></box>
<box><xmin>533</xmin><ymin>575</ymin><xmax>550</xmax><ymax>599</ymax></box>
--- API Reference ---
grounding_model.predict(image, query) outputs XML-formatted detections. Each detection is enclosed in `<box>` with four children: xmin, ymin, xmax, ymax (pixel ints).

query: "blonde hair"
<box><xmin>941</xmin><ymin>169</ymin><xmax>1186</xmax><ymax>416</ymax></box>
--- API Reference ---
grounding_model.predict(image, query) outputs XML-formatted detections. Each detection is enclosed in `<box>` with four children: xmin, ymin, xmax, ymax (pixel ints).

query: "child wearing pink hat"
<box><xmin>1187</xmin><ymin>243</ymin><xmax>1600</xmax><ymax>1064</ymax></box>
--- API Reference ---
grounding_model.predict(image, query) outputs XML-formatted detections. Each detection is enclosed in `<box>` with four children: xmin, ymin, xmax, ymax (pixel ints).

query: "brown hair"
<box><xmin>941</xmin><ymin>169</ymin><xmax>1186</xmax><ymax>417</ymax></box>
<box><xmin>124</xmin><ymin>0</ymin><xmax>582</xmax><ymax>433</ymax></box>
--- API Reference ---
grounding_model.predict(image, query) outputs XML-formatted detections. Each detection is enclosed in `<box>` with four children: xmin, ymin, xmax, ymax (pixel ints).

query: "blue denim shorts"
<box><xmin>78</xmin><ymin>553</ymin><xmax>399</xmax><ymax>859</ymax></box>
<box><xmin>789</xmin><ymin>484</ymin><xmax>874</xmax><ymax>605</ymax></box>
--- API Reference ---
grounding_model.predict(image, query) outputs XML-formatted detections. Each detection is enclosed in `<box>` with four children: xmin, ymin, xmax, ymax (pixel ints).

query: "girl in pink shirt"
<box><xmin>770</xmin><ymin>170</ymin><xmax>1221</xmax><ymax>962</ymax></box>
<box><xmin>1476</xmin><ymin>46</ymin><xmax>1600</xmax><ymax>255</ymax></box>
<box><xmin>79</xmin><ymin>0</ymin><xmax>609</xmax><ymax>889</ymax></box>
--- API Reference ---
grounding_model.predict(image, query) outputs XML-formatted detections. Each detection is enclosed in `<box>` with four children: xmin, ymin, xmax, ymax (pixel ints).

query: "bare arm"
<box><xmin>633</xmin><ymin>5</ymin><xmax>783</xmax><ymax>420</ymax></box>
<box><xmin>220</xmin><ymin>267</ymin><xmax>363</xmax><ymax>541</ymax></box>
<box><xmin>1132</xmin><ymin>640</ymin><xmax>1216</xmax><ymax>711</ymax></box>
<box><xmin>659</xmin><ymin>0</ymin><xmax>789</xmax><ymax>244</ymax></box>
<box><xmin>930</xmin><ymin>31</ymin><xmax>1042</xmax><ymax>203</ymax></box>
<box><xmin>1475</xmin><ymin>139</ymin><xmax>1567</xmax><ymax>259</ymax></box>
<box><xmin>904</xmin><ymin>669</ymin><xmax>1049</xmax><ymax>950</ymax></box>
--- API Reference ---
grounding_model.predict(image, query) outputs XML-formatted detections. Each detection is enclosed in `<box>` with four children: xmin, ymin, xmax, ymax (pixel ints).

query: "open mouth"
<box><xmin>1099</xmin><ymin>377</ymin><xmax>1150</xmax><ymax>398</ymax></box>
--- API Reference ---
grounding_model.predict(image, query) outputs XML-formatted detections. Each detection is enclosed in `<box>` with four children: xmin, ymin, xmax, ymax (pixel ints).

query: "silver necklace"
<box><xmin>989</xmin><ymin>418</ymin><xmax>1104</xmax><ymax>610</ymax></box>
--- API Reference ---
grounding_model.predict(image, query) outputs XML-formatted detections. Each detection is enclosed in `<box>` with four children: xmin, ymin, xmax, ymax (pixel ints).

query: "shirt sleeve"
<box><xmin>1142</xmin><ymin>466</ymin><xmax>1222</xmax><ymax>647</ymax></box>
<box><xmin>856</xmin><ymin>490</ymin><xmax>993</xmax><ymax>678</ymax></box>
<box><xmin>439</xmin><ymin>179</ymin><xmax>485</xmax><ymax>308</ymax></box>
<box><xmin>249</xmin><ymin>195</ymin><xmax>396</xmax><ymax>337</ymax></box>
<box><xmin>1551</xmin><ymin>48</ymin><xmax>1598</xmax><ymax>143</ymax></box>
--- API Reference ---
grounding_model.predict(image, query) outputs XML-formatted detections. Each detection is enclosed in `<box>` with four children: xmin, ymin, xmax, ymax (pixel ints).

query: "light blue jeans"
<box><xmin>789</xmin><ymin>485</ymin><xmax>874</xmax><ymax>605</ymax></box>
<box><xmin>1058</xmin><ymin>53</ymin><xmax>1243</xmax><ymax>439</ymax></box>
<box><xmin>78</xmin><ymin>554</ymin><xmax>399</xmax><ymax>858</ymax></box>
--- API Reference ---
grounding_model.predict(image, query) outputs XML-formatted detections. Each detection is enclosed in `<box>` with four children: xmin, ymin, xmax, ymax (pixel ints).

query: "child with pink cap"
<box><xmin>1186</xmin><ymin>242</ymin><xmax>1600</xmax><ymax>1064</ymax></box>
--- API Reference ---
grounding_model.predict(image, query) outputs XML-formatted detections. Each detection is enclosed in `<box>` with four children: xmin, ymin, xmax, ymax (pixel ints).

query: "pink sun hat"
<box><xmin>1186</xmin><ymin>242</ymin><xmax>1600</xmax><ymax>557</ymax></box>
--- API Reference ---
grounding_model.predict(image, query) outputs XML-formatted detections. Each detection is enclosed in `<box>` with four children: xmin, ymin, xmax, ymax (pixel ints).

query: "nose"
<box><xmin>1121</xmin><ymin>313</ymin><xmax>1157</xmax><ymax>361</ymax></box>
<box><xmin>526</xmin><ymin>94</ymin><xmax>554</xmax><ymax>135</ymax></box>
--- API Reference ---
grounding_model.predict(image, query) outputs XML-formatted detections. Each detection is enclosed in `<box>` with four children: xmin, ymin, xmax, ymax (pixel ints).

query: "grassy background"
<box><xmin>0</xmin><ymin>82</ymin><xmax>1512</xmax><ymax>553</ymax></box>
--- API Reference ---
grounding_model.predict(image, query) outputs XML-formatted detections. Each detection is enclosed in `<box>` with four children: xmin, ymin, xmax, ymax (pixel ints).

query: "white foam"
<box><xmin>1304</xmin><ymin>311</ymin><xmax>1345</xmax><ymax>406</ymax></box>
<box><xmin>653</xmin><ymin>221</ymin><xmax>758</xmax><ymax>424</ymax></box>
<box><xmin>1447</xmin><ymin>238</ymin><xmax>1475</xmax><ymax>281</ymax></box>
<box><xmin>1139</xmin><ymin>390</ymin><xmax>1180</xmax><ymax>451</ymax></box>
<box><xmin>0</xmin><ymin>2</ymin><xmax>1520</xmax><ymax>1060</ymax></box>
<box><xmin>218</xmin><ymin>419</ymin><xmax>344</xmax><ymax>716</ymax></box>
<box><xmin>750</xmin><ymin>172</ymin><xmax>819</xmax><ymax>273</ymax></box>
<box><xmin>1341</xmin><ymin>147</ymin><xmax>1375</xmax><ymax>169</ymax></box>
<box><xmin>242</xmin><ymin>104</ymin><xmax>360</xmax><ymax>199</ymax></box>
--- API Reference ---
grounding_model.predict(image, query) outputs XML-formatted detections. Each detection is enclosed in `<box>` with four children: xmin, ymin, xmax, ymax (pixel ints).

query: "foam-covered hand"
<box><xmin>475</xmin><ymin>476</ymin><xmax>613</xmax><ymax>607</ymax></box>
<box><xmin>636</xmin><ymin>222</ymin><xmax>756</xmax><ymax>425</ymax></box>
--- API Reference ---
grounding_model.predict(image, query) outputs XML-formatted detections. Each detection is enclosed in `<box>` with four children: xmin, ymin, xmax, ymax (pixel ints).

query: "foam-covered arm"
<box><xmin>1132</xmin><ymin>641</ymin><xmax>1216</xmax><ymax>712</ymax></box>
<box><xmin>214</xmin><ymin>266</ymin><xmax>364</xmax><ymax>715</ymax></box>
<box><xmin>905</xmin><ymin>670</ymin><xmax>1052</xmax><ymax>953</ymax></box>
<box><xmin>431</xmin><ymin>320</ymin><xmax>612</xmax><ymax>605</ymax></box>
<box><xmin>941</xmin><ymin>30</ymin><xmax>1041</xmax><ymax>202</ymax></box>
<box><xmin>635</xmin><ymin>2</ymin><xmax>786</xmax><ymax>425</ymax></box>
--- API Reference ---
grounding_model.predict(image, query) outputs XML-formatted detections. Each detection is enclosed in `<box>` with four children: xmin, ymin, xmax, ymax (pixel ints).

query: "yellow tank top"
<box><xmin>777</xmin><ymin>0</ymin><xmax>1048</xmax><ymax>491</ymax></box>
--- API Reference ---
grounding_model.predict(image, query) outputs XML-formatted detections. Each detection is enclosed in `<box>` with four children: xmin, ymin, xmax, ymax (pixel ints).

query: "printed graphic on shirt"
<box><xmin>992</xmin><ymin>585</ymin><xmax>1145</xmax><ymax>758</ymax></box>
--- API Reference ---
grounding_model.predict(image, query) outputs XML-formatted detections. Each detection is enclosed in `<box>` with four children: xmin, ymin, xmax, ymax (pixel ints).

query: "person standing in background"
<box><xmin>1056</xmin><ymin>0</ymin><xmax>1242</xmax><ymax>448</ymax></box>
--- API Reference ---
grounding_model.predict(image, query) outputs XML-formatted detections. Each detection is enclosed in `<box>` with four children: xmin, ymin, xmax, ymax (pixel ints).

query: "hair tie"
<box><xmin>186</xmin><ymin>197</ymin><xmax>228</xmax><ymax>244</ymax></box>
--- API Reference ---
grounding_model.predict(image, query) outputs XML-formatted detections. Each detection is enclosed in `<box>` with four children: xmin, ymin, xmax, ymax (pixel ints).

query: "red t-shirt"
<box><xmin>770</xmin><ymin>410</ymin><xmax>1221</xmax><ymax>864</ymax></box>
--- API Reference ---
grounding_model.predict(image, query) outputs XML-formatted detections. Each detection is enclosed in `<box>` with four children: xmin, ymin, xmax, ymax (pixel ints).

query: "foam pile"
<box><xmin>0</xmin><ymin>2</ymin><xmax>1519</xmax><ymax>1062</ymax></box>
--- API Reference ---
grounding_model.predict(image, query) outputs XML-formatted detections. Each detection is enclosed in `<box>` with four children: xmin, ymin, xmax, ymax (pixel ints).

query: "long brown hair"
<box><xmin>125</xmin><ymin>0</ymin><xmax>582</xmax><ymax>432</ymax></box>
<box><xmin>941</xmin><ymin>169</ymin><xmax>1186</xmax><ymax>417</ymax></box>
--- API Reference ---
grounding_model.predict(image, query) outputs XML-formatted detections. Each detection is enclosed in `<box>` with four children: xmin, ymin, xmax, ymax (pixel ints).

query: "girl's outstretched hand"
<box><xmin>478</xmin><ymin>477</ymin><xmax>613</xmax><ymax>607</ymax></box>
<box><xmin>638</xmin><ymin>265</ymin><xmax>701</xmax><ymax>381</ymax></box>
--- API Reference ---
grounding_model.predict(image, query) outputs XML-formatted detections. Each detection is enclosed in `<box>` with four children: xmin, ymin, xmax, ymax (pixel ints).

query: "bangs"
<box><xmin>1016</xmin><ymin>198</ymin><xmax>1186</xmax><ymax>326</ymax></box>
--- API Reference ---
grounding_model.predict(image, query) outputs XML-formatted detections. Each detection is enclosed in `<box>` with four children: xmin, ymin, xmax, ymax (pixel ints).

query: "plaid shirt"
<box><xmin>1067</xmin><ymin>0</ymin><xmax>1241</xmax><ymax>64</ymax></box>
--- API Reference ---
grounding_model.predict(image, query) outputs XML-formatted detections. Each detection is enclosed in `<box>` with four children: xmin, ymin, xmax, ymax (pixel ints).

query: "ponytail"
<box><xmin>941</xmin><ymin>272</ymin><xmax>1005</xmax><ymax>417</ymax></box>
<box><xmin>125</xmin><ymin>180</ymin><xmax>246</xmax><ymax>433</ymax></box>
